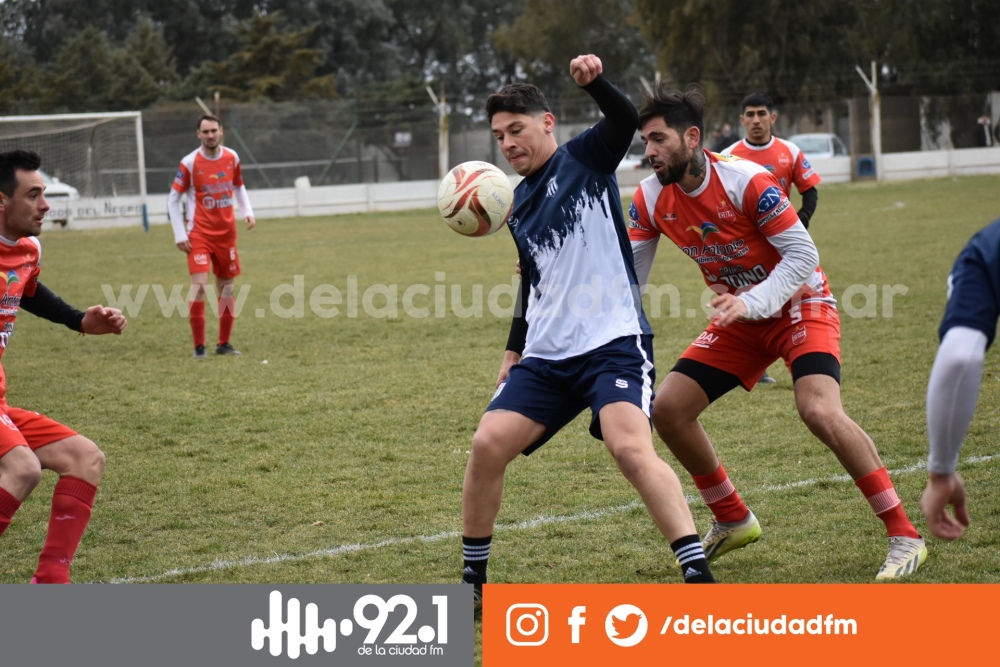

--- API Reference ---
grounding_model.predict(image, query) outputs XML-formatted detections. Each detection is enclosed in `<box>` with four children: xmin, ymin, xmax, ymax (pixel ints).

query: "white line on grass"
<box><xmin>106</xmin><ymin>454</ymin><xmax>997</xmax><ymax>583</ymax></box>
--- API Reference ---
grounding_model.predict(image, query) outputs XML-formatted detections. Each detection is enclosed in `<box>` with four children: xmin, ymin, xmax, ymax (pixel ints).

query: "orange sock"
<box><xmin>855</xmin><ymin>466</ymin><xmax>920</xmax><ymax>538</ymax></box>
<box><xmin>34</xmin><ymin>477</ymin><xmax>97</xmax><ymax>584</ymax></box>
<box><xmin>693</xmin><ymin>463</ymin><xmax>748</xmax><ymax>523</ymax></box>
<box><xmin>0</xmin><ymin>487</ymin><xmax>21</xmax><ymax>538</ymax></box>
<box><xmin>189</xmin><ymin>300</ymin><xmax>206</xmax><ymax>348</ymax></box>
<box><xmin>218</xmin><ymin>296</ymin><xmax>235</xmax><ymax>345</ymax></box>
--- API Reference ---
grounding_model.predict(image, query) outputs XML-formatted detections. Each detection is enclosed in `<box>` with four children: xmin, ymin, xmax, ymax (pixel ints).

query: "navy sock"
<box><xmin>671</xmin><ymin>535</ymin><xmax>716</xmax><ymax>583</ymax></box>
<box><xmin>462</xmin><ymin>535</ymin><xmax>491</xmax><ymax>584</ymax></box>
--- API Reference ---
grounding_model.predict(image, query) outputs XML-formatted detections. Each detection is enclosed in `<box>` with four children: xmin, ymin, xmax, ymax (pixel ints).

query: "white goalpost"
<box><xmin>0</xmin><ymin>111</ymin><xmax>148</xmax><ymax>228</ymax></box>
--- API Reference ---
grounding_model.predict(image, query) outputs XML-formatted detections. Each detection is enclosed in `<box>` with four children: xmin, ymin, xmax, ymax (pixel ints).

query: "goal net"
<box><xmin>0</xmin><ymin>111</ymin><xmax>147</xmax><ymax>227</ymax></box>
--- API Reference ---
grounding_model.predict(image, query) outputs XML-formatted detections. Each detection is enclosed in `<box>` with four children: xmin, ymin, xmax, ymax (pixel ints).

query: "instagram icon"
<box><xmin>506</xmin><ymin>604</ymin><xmax>549</xmax><ymax>646</ymax></box>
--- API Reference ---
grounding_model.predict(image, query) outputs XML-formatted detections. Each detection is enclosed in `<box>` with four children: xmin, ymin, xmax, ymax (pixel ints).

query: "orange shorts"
<box><xmin>679</xmin><ymin>300</ymin><xmax>841</xmax><ymax>391</ymax></box>
<box><xmin>0</xmin><ymin>406</ymin><xmax>78</xmax><ymax>458</ymax></box>
<box><xmin>187</xmin><ymin>234</ymin><xmax>241</xmax><ymax>279</ymax></box>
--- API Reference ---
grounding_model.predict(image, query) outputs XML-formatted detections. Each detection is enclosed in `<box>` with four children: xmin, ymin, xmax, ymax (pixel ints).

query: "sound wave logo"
<box><xmin>251</xmin><ymin>590</ymin><xmax>352</xmax><ymax>658</ymax></box>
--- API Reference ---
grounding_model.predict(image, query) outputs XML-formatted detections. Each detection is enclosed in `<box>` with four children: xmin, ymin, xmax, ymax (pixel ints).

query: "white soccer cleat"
<box><xmin>875</xmin><ymin>535</ymin><xmax>927</xmax><ymax>580</ymax></box>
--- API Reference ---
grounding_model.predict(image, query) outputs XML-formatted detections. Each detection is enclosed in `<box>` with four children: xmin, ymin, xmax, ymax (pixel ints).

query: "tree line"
<box><xmin>1</xmin><ymin>0</ymin><xmax>997</xmax><ymax>119</ymax></box>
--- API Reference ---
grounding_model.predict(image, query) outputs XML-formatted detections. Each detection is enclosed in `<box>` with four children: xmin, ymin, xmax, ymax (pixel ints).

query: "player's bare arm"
<box><xmin>921</xmin><ymin>472</ymin><xmax>970</xmax><ymax>541</ymax></box>
<box><xmin>496</xmin><ymin>350</ymin><xmax>520</xmax><ymax>387</ymax></box>
<box><xmin>245</xmin><ymin>215</ymin><xmax>256</xmax><ymax>231</ymax></box>
<box><xmin>81</xmin><ymin>305</ymin><xmax>127</xmax><ymax>335</ymax></box>
<box><xmin>176</xmin><ymin>240</ymin><xmax>192</xmax><ymax>253</ymax></box>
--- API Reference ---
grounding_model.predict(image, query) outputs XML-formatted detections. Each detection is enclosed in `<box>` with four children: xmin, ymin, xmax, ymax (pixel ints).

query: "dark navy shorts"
<box><xmin>486</xmin><ymin>334</ymin><xmax>655</xmax><ymax>455</ymax></box>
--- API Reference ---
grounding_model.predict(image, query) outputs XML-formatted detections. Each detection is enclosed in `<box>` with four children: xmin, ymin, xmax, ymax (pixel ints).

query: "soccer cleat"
<box><xmin>216</xmin><ymin>342</ymin><xmax>242</xmax><ymax>356</ymax></box>
<box><xmin>461</xmin><ymin>579</ymin><xmax>483</xmax><ymax>620</ymax></box>
<box><xmin>875</xmin><ymin>535</ymin><xmax>927</xmax><ymax>580</ymax></box>
<box><xmin>701</xmin><ymin>509</ymin><xmax>762</xmax><ymax>563</ymax></box>
<box><xmin>193</xmin><ymin>344</ymin><xmax>208</xmax><ymax>360</ymax></box>
<box><xmin>757</xmin><ymin>372</ymin><xmax>777</xmax><ymax>385</ymax></box>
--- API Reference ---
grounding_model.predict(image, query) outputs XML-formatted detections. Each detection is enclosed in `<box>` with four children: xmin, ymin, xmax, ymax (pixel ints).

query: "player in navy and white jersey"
<box><xmin>921</xmin><ymin>217</ymin><xmax>1000</xmax><ymax>540</ymax></box>
<box><xmin>460</xmin><ymin>55</ymin><xmax>715</xmax><ymax>617</ymax></box>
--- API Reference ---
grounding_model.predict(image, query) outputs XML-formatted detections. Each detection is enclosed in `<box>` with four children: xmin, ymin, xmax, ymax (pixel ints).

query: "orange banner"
<box><xmin>482</xmin><ymin>583</ymin><xmax>996</xmax><ymax>666</ymax></box>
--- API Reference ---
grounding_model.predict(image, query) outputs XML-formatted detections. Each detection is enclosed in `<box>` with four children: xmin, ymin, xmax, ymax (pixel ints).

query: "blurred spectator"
<box><xmin>712</xmin><ymin>122</ymin><xmax>737</xmax><ymax>152</ymax></box>
<box><xmin>973</xmin><ymin>115</ymin><xmax>995</xmax><ymax>147</ymax></box>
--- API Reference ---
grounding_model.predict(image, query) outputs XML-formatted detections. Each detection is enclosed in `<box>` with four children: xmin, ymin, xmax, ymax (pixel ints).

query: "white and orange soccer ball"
<box><xmin>437</xmin><ymin>161</ymin><xmax>514</xmax><ymax>237</ymax></box>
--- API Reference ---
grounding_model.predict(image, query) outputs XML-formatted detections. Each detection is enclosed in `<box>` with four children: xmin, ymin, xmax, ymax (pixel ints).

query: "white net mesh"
<box><xmin>0</xmin><ymin>112</ymin><xmax>144</xmax><ymax>198</ymax></box>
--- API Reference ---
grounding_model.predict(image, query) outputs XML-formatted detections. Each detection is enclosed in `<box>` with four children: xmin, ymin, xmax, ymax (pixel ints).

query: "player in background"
<box><xmin>461</xmin><ymin>55</ymin><xmax>716</xmax><ymax>618</ymax></box>
<box><xmin>920</xmin><ymin>218</ymin><xmax>1000</xmax><ymax>541</ymax></box>
<box><xmin>628</xmin><ymin>85</ymin><xmax>926</xmax><ymax>580</ymax></box>
<box><xmin>168</xmin><ymin>114</ymin><xmax>255</xmax><ymax>359</ymax></box>
<box><xmin>724</xmin><ymin>93</ymin><xmax>821</xmax><ymax>230</ymax></box>
<box><xmin>0</xmin><ymin>150</ymin><xmax>127</xmax><ymax>582</ymax></box>
<box><xmin>724</xmin><ymin>93</ymin><xmax>822</xmax><ymax>386</ymax></box>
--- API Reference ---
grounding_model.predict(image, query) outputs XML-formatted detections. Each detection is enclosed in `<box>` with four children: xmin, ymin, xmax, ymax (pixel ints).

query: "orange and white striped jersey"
<box><xmin>171</xmin><ymin>146</ymin><xmax>247</xmax><ymax>238</ymax></box>
<box><xmin>722</xmin><ymin>137</ymin><xmax>820</xmax><ymax>196</ymax></box>
<box><xmin>628</xmin><ymin>151</ymin><xmax>833</xmax><ymax>312</ymax></box>
<box><xmin>0</xmin><ymin>235</ymin><xmax>41</xmax><ymax>403</ymax></box>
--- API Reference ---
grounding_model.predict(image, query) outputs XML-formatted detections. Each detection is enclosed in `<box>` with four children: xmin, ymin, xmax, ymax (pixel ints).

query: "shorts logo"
<box><xmin>693</xmin><ymin>332</ymin><xmax>719</xmax><ymax>349</ymax></box>
<box><xmin>193</xmin><ymin>253</ymin><xmax>209</xmax><ymax>265</ymax></box>
<box><xmin>230</xmin><ymin>248</ymin><xmax>237</xmax><ymax>260</ymax></box>
<box><xmin>0</xmin><ymin>414</ymin><xmax>16</xmax><ymax>431</ymax></box>
<box><xmin>492</xmin><ymin>382</ymin><xmax>506</xmax><ymax>400</ymax></box>
<box><xmin>791</xmin><ymin>325</ymin><xmax>807</xmax><ymax>346</ymax></box>
<box><xmin>615</xmin><ymin>379</ymin><xmax>629</xmax><ymax>389</ymax></box>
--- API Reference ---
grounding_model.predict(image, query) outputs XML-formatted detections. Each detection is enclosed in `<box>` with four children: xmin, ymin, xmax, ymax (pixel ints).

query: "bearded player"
<box><xmin>628</xmin><ymin>86</ymin><xmax>926</xmax><ymax>580</ymax></box>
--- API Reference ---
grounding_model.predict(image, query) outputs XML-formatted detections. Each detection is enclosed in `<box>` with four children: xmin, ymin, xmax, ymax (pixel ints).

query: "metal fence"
<box><xmin>139</xmin><ymin>90</ymin><xmax>1000</xmax><ymax>193</ymax></box>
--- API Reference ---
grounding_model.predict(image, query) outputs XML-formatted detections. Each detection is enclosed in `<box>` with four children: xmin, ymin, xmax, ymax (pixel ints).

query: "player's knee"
<box><xmin>470</xmin><ymin>428</ymin><xmax>516</xmax><ymax>469</ymax></box>
<box><xmin>796</xmin><ymin>401</ymin><xmax>838</xmax><ymax>433</ymax></box>
<box><xmin>651</xmin><ymin>393</ymin><xmax>689</xmax><ymax>436</ymax></box>
<box><xmin>608</xmin><ymin>442</ymin><xmax>652</xmax><ymax>481</ymax></box>
<box><xmin>2</xmin><ymin>447</ymin><xmax>43</xmax><ymax>492</ymax></box>
<box><xmin>69</xmin><ymin>437</ymin><xmax>106</xmax><ymax>481</ymax></box>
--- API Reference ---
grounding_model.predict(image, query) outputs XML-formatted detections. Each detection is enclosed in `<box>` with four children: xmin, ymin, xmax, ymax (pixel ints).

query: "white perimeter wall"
<box><xmin>53</xmin><ymin>146</ymin><xmax>1000</xmax><ymax>231</ymax></box>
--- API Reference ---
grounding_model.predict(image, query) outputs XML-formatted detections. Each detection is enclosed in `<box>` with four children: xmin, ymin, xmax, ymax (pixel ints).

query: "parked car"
<box><xmin>617</xmin><ymin>142</ymin><xmax>649</xmax><ymax>172</ymax></box>
<box><xmin>786</xmin><ymin>133</ymin><xmax>848</xmax><ymax>159</ymax></box>
<box><xmin>40</xmin><ymin>170</ymin><xmax>79</xmax><ymax>226</ymax></box>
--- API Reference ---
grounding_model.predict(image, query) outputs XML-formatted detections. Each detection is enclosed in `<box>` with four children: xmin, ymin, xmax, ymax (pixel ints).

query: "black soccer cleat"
<box><xmin>193</xmin><ymin>344</ymin><xmax>208</xmax><ymax>360</ymax></box>
<box><xmin>216</xmin><ymin>342</ymin><xmax>242</xmax><ymax>356</ymax></box>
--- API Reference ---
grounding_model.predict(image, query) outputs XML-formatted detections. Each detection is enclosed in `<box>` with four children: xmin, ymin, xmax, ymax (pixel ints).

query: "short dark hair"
<box><xmin>197</xmin><ymin>114</ymin><xmax>223</xmax><ymax>130</ymax></box>
<box><xmin>740</xmin><ymin>93</ymin><xmax>773</xmax><ymax>113</ymax></box>
<box><xmin>638</xmin><ymin>84</ymin><xmax>706</xmax><ymax>144</ymax></box>
<box><xmin>485</xmin><ymin>83</ymin><xmax>551</xmax><ymax>122</ymax></box>
<box><xmin>0</xmin><ymin>149</ymin><xmax>42</xmax><ymax>198</ymax></box>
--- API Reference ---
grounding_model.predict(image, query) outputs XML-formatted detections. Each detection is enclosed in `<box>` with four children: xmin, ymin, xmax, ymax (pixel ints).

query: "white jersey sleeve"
<box><xmin>736</xmin><ymin>221</ymin><xmax>819</xmax><ymax>319</ymax></box>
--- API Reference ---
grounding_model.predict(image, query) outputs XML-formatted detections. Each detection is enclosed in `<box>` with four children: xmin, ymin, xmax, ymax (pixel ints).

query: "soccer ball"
<box><xmin>437</xmin><ymin>161</ymin><xmax>514</xmax><ymax>237</ymax></box>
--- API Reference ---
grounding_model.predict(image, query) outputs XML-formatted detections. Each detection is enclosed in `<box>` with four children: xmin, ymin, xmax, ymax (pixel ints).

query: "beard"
<box><xmin>655</xmin><ymin>158</ymin><xmax>689</xmax><ymax>186</ymax></box>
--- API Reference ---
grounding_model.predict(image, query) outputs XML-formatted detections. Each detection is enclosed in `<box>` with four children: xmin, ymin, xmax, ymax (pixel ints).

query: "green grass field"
<box><xmin>2</xmin><ymin>175</ymin><xmax>999</xmax><ymax>607</ymax></box>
